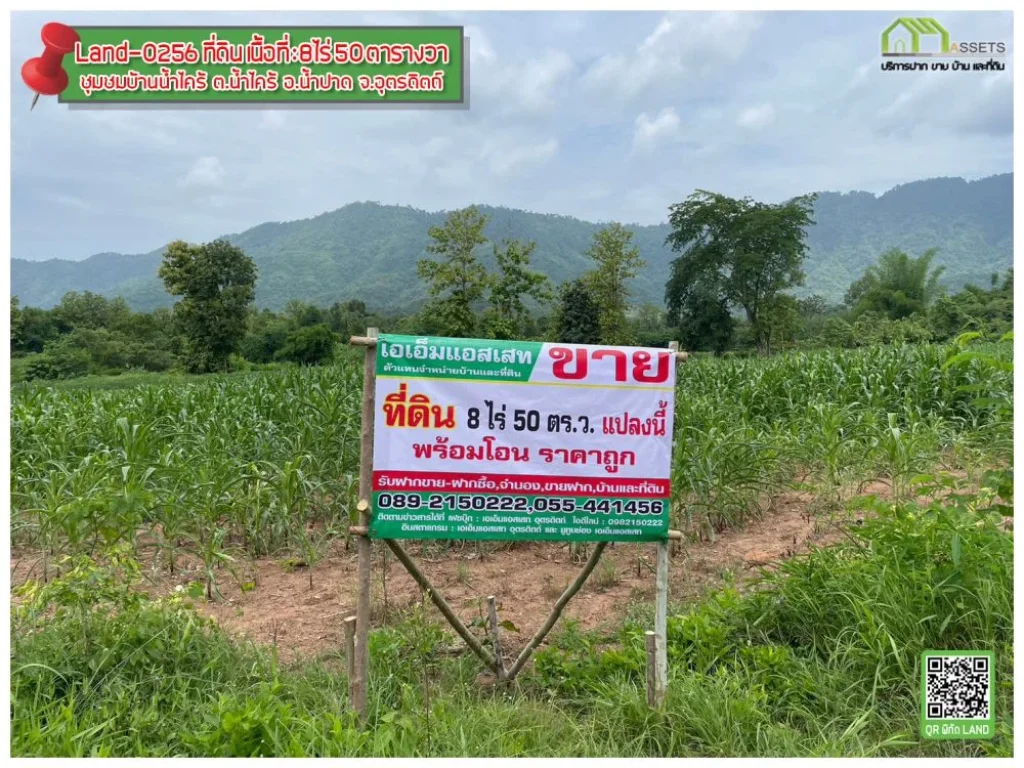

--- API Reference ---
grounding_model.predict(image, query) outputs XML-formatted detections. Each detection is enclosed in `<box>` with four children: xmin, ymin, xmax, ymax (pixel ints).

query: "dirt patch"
<box><xmin>10</xmin><ymin>488</ymin><xmax>854</xmax><ymax>665</ymax></box>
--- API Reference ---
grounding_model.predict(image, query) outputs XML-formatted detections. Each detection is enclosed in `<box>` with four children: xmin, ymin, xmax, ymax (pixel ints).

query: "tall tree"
<box><xmin>417</xmin><ymin>206</ymin><xmax>490</xmax><ymax>338</ymax></box>
<box><xmin>845</xmin><ymin>247</ymin><xmax>945</xmax><ymax>319</ymax></box>
<box><xmin>584</xmin><ymin>223</ymin><xmax>645</xmax><ymax>345</ymax></box>
<box><xmin>665</xmin><ymin>190</ymin><xmax>816</xmax><ymax>354</ymax></box>
<box><xmin>483</xmin><ymin>238</ymin><xmax>552</xmax><ymax>340</ymax></box>
<box><xmin>159</xmin><ymin>239</ymin><xmax>257</xmax><ymax>373</ymax></box>
<box><xmin>552</xmin><ymin>279</ymin><xmax>601</xmax><ymax>344</ymax></box>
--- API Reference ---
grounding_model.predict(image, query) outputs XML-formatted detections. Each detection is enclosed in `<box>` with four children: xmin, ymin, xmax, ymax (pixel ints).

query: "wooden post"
<box><xmin>487</xmin><ymin>595</ymin><xmax>506</xmax><ymax>681</ymax></box>
<box><xmin>344</xmin><ymin>615</ymin><xmax>356</xmax><ymax>696</ymax></box>
<box><xmin>383</xmin><ymin>538</ymin><xmax>499</xmax><ymax>672</ymax></box>
<box><xmin>351</xmin><ymin>327</ymin><xmax>378</xmax><ymax>721</ymax></box>
<box><xmin>653</xmin><ymin>542</ymin><xmax>668</xmax><ymax>708</ymax></box>
<box><xmin>505</xmin><ymin>541</ymin><xmax>608</xmax><ymax>681</ymax></box>
<box><xmin>645</xmin><ymin>631</ymin><xmax>659</xmax><ymax>709</ymax></box>
<box><xmin>649</xmin><ymin>341</ymin><xmax>681</xmax><ymax>708</ymax></box>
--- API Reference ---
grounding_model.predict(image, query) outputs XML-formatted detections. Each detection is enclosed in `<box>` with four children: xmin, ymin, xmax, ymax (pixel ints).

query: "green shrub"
<box><xmin>275</xmin><ymin>324</ymin><xmax>337</xmax><ymax>365</ymax></box>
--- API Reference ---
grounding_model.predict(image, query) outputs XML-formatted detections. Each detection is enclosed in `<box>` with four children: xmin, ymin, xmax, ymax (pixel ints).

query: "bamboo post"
<box><xmin>645</xmin><ymin>631</ymin><xmax>659</xmax><ymax>709</ymax></box>
<box><xmin>487</xmin><ymin>595</ymin><xmax>506</xmax><ymax>681</ymax></box>
<box><xmin>383</xmin><ymin>538</ymin><xmax>500</xmax><ymax>672</ymax></box>
<box><xmin>344</xmin><ymin>615</ymin><xmax>357</xmax><ymax>694</ymax></box>
<box><xmin>351</xmin><ymin>327</ymin><xmax>378</xmax><ymax>721</ymax></box>
<box><xmin>505</xmin><ymin>541</ymin><xmax>608</xmax><ymax>681</ymax></box>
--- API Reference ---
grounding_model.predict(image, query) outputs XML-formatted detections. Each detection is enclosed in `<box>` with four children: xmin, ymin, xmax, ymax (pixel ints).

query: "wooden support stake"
<box><xmin>645</xmin><ymin>631</ymin><xmax>659</xmax><ymax>709</ymax></box>
<box><xmin>487</xmin><ymin>595</ymin><xmax>506</xmax><ymax>681</ymax></box>
<box><xmin>649</xmin><ymin>341</ymin><xmax>678</xmax><ymax>708</ymax></box>
<box><xmin>351</xmin><ymin>327</ymin><xmax>377</xmax><ymax>722</ymax></box>
<box><xmin>344</xmin><ymin>615</ymin><xmax>357</xmax><ymax>697</ymax></box>
<box><xmin>382</xmin><ymin>538</ymin><xmax>500</xmax><ymax>673</ymax></box>
<box><xmin>505</xmin><ymin>541</ymin><xmax>608</xmax><ymax>681</ymax></box>
<box><xmin>654</xmin><ymin>540</ymin><xmax>668</xmax><ymax>708</ymax></box>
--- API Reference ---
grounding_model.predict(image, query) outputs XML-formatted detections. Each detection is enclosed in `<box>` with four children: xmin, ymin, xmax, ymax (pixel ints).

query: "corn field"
<box><xmin>10</xmin><ymin>341</ymin><xmax>1012</xmax><ymax>594</ymax></box>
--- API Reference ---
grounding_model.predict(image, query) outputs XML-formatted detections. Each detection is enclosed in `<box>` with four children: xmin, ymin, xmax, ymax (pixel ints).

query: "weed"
<box><xmin>592</xmin><ymin>559</ymin><xmax>620</xmax><ymax>591</ymax></box>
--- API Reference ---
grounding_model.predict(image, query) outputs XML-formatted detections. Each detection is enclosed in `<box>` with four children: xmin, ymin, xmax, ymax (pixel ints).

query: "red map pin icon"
<box><xmin>22</xmin><ymin>22</ymin><xmax>80</xmax><ymax>110</ymax></box>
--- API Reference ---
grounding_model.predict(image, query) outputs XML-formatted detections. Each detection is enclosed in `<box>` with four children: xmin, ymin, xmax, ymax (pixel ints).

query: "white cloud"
<box><xmin>483</xmin><ymin>137</ymin><xmax>558</xmax><ymax>175</ymax></box>
<box><xmin>515</xmin><ymin>50</ymin><xmax>575</xmax><ymax>111</ymax></box>
<box><xmin>181</xmin><ymin>156</ymin><xmax>225</xmax><ymax>188</ymax></box>
<box><xmin>633</xmin><ymin>108</ymin><xmax>682</xmax><ymax>151</ymax></box>
<box><xmin>737</xmin><ymin>103</ymin><xmax>775</xmax><ymax>129</ymax></box>
<box><xmin>583</xmin><ymin>11</ymin><xmax>761</xmax><ymax>103</ymax></box>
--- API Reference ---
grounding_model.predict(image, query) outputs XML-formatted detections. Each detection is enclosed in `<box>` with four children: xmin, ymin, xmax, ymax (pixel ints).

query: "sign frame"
<box><xmin>345</xmin><ymin>329</ymin><xmax>686</xmax><ymax>719</ymax></box>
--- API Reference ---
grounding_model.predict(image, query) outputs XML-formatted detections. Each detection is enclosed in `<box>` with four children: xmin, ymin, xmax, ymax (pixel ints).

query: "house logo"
<box><xmin>881</xmin><ymin>17</ymin><xmax>1006</xmax><ymax>57</ymax></box>
<box><xmin>881</xmin><ymin>18</ymin><xmax>949</xmax><ymax>55</ymax></box>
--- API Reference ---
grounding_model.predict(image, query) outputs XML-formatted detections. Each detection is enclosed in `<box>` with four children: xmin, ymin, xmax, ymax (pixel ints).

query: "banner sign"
<box><xmin>371</xmin><ymin>335</ymin><xmax>675</xmax><ymax>542</ymax></box>
<box><xmin>62</xmin><ymin>26</ymin><xmax>464</xmax><ymax>104</ymax></box>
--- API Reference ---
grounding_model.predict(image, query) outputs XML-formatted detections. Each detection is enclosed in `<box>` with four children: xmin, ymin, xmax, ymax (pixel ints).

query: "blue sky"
<box><xmin>10</xmin><ymin>10</ymin><xmax>1013</xmax><ymax>261</ymax></box>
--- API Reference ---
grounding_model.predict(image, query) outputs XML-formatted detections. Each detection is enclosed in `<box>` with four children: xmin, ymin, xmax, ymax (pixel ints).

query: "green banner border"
<box><xmin>60</xmin><ymin>25</ymin><xmax>465</xmax><ymax>104</ymax></box>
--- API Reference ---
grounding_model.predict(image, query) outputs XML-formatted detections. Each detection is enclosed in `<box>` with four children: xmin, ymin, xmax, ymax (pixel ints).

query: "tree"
<box><xmin>584</xmin><ymin>223</ymin><xmax>645</xmax><ymax>345</ymax></box>
<box><xmin>283</xmin><ymin>299</ymin><xmax>326</xmax><ymax>328</ymax></box>
<box><xmin>552</xmin><ymin>279</ymin><xmax>601</xmax><ymax>344</ymax></box>
<box><xmin>821</xmin><ymin>317</ymin><xmax>856</xmax><ymax>348</ymax></box>
<box><xmin>797</xmin><ymin>294</ymin><xmax>828</xmax><ymax>317</ymax></box>
<box><xmin>240</xmin><ymin>310</ymin><xmax>291</xmax><ymax>363</ymax></box>
<box><xmin>417</xmin><ymin>206</ymin><xmax>490</xmax><ymax>338</ymax></box>
<box><xmin>669</xmin><ymin>285</ymin><xmax>734</xmax><ymax>355</ymax></box>
<box><xmin>665</xmin><ymin>190</ymin><xmax>816</xmax><ymax>354</ymax></box>
<box><xmin>52</xmin><ymin>291</ymin><xmax>130</xmax><ymax>332</ymax></box>
<box><xmin>276</xmin><ymin>324</ymin><xmax>337</xmax><ymax>366</ymax></box>
<box><xmin>483</xmin><ymin>238</ymin><xmax>551</xmax><ymax>340</ymax></box>
<box><xmin>158</xmin><ymin>239</ymin><xmax>257</xmax><ymax>373</ymax></box>
<box><xmin>23</xmin><ymin>335</ymin><xmax>91</xmax><ymax>380</ymax></box>
<box><xmin>761</xmin><ymin>294</ymin><xmax>800</xmax><ymax>354</ymax></box>
<box><xmin>15</xmin><ymin>305</ymin><xmax>59</xmax><ymax>354</ymax></box>
<box><xmin>327</xmin><ymin>299</ymin><xmax>372</xmax><ymax>339</ymax></box>
<box><xmin>845</xmin><ymin>247</ymin><xmax>945</xmax><ymax>320</ymax></box>
<box><xmin>10</xmin><ymin>297</ymin><xmax>23</xmax><ymax>354</ymax></box>
<box><xmin>927</xmin><ymin>270</ymin><xmax>1012</xmax><ymax>341</ymax></box>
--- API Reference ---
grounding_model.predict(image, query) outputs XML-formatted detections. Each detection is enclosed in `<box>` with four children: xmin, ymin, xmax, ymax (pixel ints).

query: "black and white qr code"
<box><xmin>924</xmin><ymin>654</ymin><xmax>991</xmax><ymax>720</ymax></box>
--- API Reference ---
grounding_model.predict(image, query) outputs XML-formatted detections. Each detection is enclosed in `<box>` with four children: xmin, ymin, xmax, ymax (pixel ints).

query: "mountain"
<box><xmin>11</xmin><ymin>174</ymin><xmax>1013</xmax><ymax>312</ymax></box>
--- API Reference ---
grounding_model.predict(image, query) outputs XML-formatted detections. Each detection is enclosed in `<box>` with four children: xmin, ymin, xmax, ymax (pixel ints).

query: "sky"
<box><xmin>10</xmin><ymin>9</ymin><xmax>1014</xmax><ymax>262</ymax></box>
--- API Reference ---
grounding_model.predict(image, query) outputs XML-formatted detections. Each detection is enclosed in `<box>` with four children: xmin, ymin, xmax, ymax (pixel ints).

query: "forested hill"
<box><xmin>12</xmin><ymin>173</ymin><xmax>1012</xmax><ymax>311</ymax></box>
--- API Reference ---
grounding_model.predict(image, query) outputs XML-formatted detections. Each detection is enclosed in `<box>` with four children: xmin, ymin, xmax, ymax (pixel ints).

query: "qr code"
<box><xmin>924</xmin><ymin>654</ymin><xmax>991</xmax><ymax>719</ymax></box>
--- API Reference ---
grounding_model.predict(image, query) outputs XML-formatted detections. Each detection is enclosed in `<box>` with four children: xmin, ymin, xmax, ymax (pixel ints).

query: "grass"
<box><xmin>10</xmin><ymin>472</ymin><xmax>1013</xmax><ymax>757</ymax></box>
<box><xmin>592</xmin><ymin>558</ymin><xmax>620</xmax><ymax>591</ymax></box>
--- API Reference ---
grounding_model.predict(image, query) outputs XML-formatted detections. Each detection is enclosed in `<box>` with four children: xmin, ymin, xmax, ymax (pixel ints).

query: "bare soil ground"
<box><xmin>11</xmin><ymin>486</ymin><xmax>863</xmax><ymax>665</ymax></box>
